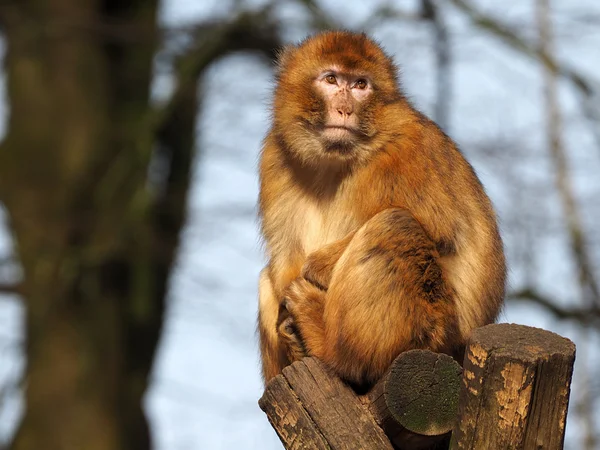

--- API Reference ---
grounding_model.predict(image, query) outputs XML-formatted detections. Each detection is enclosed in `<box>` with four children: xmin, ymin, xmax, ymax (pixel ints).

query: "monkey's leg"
<box><xmin>258</xmin><ymin>268</ymin><xmax>306</xmax><ymax>383</ymax></box>
<box><xmin>301</xmin><ymin>231</ymin><xmax>356</xmax><ymax>290</ymax></box>
<box><xmin>283</xmin><ymin>278</ymin><xmax>328</xmax><ymax>359</ymax></box>
<box><xmin>287</xmin><ymin>209</ymin><xmax>460</xmax><ymax>386</ymax></box>
<box><xmin>258</xmin><ymin>268</ymin><xmax>288</xmax><ymax>382</ymax></box>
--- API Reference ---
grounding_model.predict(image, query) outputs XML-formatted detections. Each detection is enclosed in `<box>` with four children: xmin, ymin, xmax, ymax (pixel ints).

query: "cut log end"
<box><xmin>384</xmin><ymin>350</ymin><xmax>462</xmax><ymax>436</ymax></box>
<box><xmin>468</xmin><ymin>322</ymin><xmax>576</xmax><ymax>361</ymax></box>
<box><xmin>366</xmin><ymin>349</ymin><xmax>462</xmax><ymax>449</ymax></box>
<box><xmin>453</xmin><ymin>323</ymin><xmax>576</xmax><ymax>450</ymax></box>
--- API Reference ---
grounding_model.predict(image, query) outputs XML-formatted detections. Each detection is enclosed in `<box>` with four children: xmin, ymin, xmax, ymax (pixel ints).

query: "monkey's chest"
<box><xmin>296</xmin><ymin>201</ymin><xmax>354</xmax><ymax>255</ymax></box>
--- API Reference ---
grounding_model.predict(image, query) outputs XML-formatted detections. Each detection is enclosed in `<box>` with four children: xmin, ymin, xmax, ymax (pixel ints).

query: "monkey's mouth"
<box><xmin>322</xmin><ymin>125</ymin><xmax>359</xmax><ymax>141</ymax></box>
<box><xmin>324</xmin><ymin>125</ymin><xmax>357</xmax><ymax>133</ymax></box>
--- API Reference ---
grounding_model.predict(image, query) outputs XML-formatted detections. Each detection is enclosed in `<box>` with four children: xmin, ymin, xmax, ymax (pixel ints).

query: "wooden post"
<box><xmin>367</xmin><ymin>350</ymin><xmax>461</xmax><ymax>449</ymax></box>
<box><xmin>259</xmin><ymin>350</ymin><xmax>462</xmax><ymax>450</ymax></box>
<box><xmin>259</xmin><ymin>357</ymin><xmax>393</xmax><ymax>450</ymax></box>
<box><xmin>452</xmin><ymin>323</ymin><xmax>576</xmax><ymax>450</ymax></box>
<box><xmin>259</xmin><ymin>324</ymin><xmax>576</xmax><ymax>450</ymax></box>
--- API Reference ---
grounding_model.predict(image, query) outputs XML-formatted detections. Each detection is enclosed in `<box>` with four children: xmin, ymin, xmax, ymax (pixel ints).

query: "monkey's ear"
<box><xmin>275</xmin><ymin>45</ymin><xmax>295</xmax><ymax>78</ymax></box>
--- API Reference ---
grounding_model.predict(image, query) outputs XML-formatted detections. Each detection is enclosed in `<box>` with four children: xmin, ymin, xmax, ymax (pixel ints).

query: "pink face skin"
<box><xmin>313</xmin><ymin>68</ymin><xmax>373</xmax><ymax>143</ymax></box>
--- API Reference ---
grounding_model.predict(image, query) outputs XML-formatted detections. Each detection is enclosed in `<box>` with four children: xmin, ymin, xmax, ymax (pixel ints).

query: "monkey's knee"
<box><xmin>322</xmin><ymin>208</ymin><xmax>458</xmax><ymax>385</ymax></box>
<box><xmin>368</xmin><ymin>208</ymin><xmax>431</xmax><ymax>244</ymax></box>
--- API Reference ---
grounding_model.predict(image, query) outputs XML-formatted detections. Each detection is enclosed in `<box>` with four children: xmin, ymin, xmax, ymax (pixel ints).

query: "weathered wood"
<box><xmin>367</xmin><ymin>350</ymin><xmax>461</xmax><ymax>450</ymax></box>
<box><xmin>258</xmin><ymin>375</ymin><xmax>330</xmax><ymax>449</ymax></box>
<box><xmin>452</xmin><ymin>323</ymin><xmax>576</xmax><ymax>450</ymax></box>
<box><xmin>260</xmin><ymin>325</ymin><xmax>576</xmax><ymax>450</ymax></box>
<box><xmin>260</xmin><ymin>351</ymin><xmax>463</xmax><ymax>450</ymax></box>
<box><xmin>260</xmin><ymin>357</ymin><xmax>394</xmax><ymax>449</ymax></box>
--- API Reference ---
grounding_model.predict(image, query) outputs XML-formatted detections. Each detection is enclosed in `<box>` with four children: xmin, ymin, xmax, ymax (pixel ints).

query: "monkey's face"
<box><xmin>272</xmin><ymin>31</ymin><xmax>402</xmax><ymax>168</ymax></box>
<box><xmin>312</xmin><ymin>68</ymin><xmax>373</xmax><ymax>155</ymax></box>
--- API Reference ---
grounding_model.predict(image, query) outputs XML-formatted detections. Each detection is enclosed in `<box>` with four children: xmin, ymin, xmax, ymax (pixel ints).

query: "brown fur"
<box><xmin>258</xmin><ymin>31</ymin><xmax>506</xmax><ymax>387</ymax></box>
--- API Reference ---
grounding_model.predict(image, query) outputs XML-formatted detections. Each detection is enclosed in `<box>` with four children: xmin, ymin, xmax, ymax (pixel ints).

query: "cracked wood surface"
<box><xmin>451</xmin><ymin>323</ymin><xmax>575</xmax><ymax>450</ymax></box>
<box><xmin>259</xmin><ymin>357</ymin><xmax>393</xmax><ymax>449</ymax></box>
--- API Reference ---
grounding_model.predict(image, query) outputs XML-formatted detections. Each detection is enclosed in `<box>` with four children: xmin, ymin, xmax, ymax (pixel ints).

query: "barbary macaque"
<box><xmin>257</xmin><ymin>31</ymin><xmax>506</xmax><ymax>387</ymax></box>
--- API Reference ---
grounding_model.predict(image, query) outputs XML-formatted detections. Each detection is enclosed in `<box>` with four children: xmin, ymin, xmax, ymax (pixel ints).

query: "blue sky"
<box><xmin>1</xmin><ymin>1</ymin><xmax>600</xmax><ymax>449</ymax></box>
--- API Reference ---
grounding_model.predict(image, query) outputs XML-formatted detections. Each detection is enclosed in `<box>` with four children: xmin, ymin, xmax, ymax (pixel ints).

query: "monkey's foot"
<box><xmin>283</xmin><ymin>278</ymin><xmax>327</xmax><ymax>357</ymax></box>
<box><xmin>278</xmin><ymin>315</ymin><xmax>306</xmax><ymax>362</ymax></box>
<box><xmin>284</xmin><ymin>278</ymin><xmax>325</xmax><ymax>316</ymax></box>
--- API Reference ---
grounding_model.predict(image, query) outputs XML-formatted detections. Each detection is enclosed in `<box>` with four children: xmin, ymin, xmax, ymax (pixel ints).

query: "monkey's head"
<box><xmin>272</xmin><ymin>31</ymin><xmax>403</xmax><ymax>168</ymax></box>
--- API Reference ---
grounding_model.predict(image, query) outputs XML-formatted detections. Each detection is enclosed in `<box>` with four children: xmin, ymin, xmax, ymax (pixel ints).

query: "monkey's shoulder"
<box><xmin>360</xmin><ymin>118</ymin><xmax>485</xmax><ymax>200</ymax></box>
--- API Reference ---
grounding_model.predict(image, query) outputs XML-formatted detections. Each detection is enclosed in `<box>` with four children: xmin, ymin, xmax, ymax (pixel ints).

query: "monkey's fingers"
<box><xmin>301</xmin><ymin>233</ymin><xmax>355</xmax><ymax>290</ymax></box>
<box><xmin>282</xmin><ymin>278</ymin><xmax>327</xmax><ymax>358</ymax></box>
<box><xmin>278</xmin><ymin>315</ymin><xmax>306</xmax><ymax>362</ymax></box>
<box><xmin>282</xmin><ymin>277</ymin><xmax>324</xmax><ymax>316</ymax></box>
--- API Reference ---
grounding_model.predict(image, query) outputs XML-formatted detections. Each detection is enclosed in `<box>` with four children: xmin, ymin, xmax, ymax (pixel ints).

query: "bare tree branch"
<box><xmin>509</xmin><ymin>288</ymin><xmax>600</xmax><ymax>324</ymax></box>
<box><xmin>537</xmin><ymin>2</ymin><xmax>600</xmax><ymax>446</ymax></box>
<box><xmin>447</xmin><ymin>0</ymin><xmax>600</xmax><ymax>155</ymax></box>
<box><xmin>295</xmin><ymin>0</ymin><xmax>339</xmax><ymax>30</ymax></box>
<box><xmin>152</xmin><ymin>5</ymin><xmax>281</xmax><ymax>138</ymax></box>
<box><xmin>421</xmin><ymin>0</ymin><xmax>452</xmax><ymax>131</ymax></box>
<box><xmin>0</xmin><ymin>283</ymin><xmax>19</xmax><ymax>294</ymax></box>
<box><xmin>447</xmin><ymin>0</ymin><xmax>598</xmax><ymax>95</ymax></box>
<box><xmin>535</xmin><ymin>0</ymin><xmax>600</xmax><ymax>308</ymax></box>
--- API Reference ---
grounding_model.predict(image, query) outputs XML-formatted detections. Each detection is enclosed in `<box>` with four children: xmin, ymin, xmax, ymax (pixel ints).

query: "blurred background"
<box><xmin>0</xmin><ymin>0</ymin><xmax>599</xmax><ymax>449</ymax></box>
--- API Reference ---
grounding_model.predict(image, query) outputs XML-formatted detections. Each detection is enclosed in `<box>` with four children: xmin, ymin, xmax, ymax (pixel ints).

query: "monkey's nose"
<box><xmin>337</xmin><ymin>108</ymin><xmax>353</xmax><ymax>117</ymax></box>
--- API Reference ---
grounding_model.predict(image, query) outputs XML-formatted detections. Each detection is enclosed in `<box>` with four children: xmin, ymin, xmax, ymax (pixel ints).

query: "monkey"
<box><xmin>257</xmin><ymin>31</ymin><xmax>506</xmax><ymax>388</ymax></box>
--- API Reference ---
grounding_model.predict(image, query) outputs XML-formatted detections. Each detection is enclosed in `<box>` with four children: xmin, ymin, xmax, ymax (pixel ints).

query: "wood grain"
<box><xmin>451</xmin><ymin>323</ymin><xmax>575</xmax><ymax>450</ymax></box>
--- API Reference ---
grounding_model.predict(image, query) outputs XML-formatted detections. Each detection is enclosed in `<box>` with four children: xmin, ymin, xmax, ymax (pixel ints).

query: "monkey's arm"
<box><xmin>258</xmin><ymin>259</ymin><xmax>307</xmax><ymax>382</ymax></box>
<box><xmin>301</xmin><ymin>231</ymin><xmax>356</xmax><ymax>290</ymax></box>
<box><xmin>285</xmin><ymin>208</ymin><xmax>459</xmax><ymax>387</ymax></box>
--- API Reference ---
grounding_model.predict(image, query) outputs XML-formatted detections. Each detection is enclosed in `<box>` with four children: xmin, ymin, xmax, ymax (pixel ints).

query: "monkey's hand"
<box><xmin>302</xmin><ymin>231</ymin><xmax>355</xmax><ymax>290</ymax></box>
<box><xmin>278</xmin><ymin>316</ymin><xmax>306</xmax><ymax>363</ymax></box>
<box><xmin>277</xmin><ymin>302</ymin><xmax>306</xmax><ymax>363</ymax></box>
<box><xmin>283</xmin><ymin>278</ymin><xmax>326</xmax><ymax>358</ymax></box>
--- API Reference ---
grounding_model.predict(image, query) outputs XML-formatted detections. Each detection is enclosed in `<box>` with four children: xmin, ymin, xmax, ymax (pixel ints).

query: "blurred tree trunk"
<box><xmin>0</xmin><ymin>1</ymin><xmax>196</xmax><ymax>449</ymax></box>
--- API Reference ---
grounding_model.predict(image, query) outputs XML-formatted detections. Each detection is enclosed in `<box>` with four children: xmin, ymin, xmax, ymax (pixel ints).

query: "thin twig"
<box><xmin>447</xmin><ymin>0</ymin><xmax>600</xmax><ymax>156</ymax></box>
<box><xmin>536</xmin><ymin>0</ymin><xmax>600</xmax><ymax>306</ymax></box>
<box><xmin>421</xmin><ymin>0</ymin><xmax>452</xmax><ymax>131</ymax></box>
<box><xmin>509</xmin><ymin>288</ymin><xmax>600</xmax><ymax>324</ymax></box>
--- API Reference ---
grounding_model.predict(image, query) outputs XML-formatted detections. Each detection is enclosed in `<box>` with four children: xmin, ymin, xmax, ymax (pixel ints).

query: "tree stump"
<box><xmin>451</xmin><ymin>323</ymin><xmax>576</xmax><ymax>450</ymax></box>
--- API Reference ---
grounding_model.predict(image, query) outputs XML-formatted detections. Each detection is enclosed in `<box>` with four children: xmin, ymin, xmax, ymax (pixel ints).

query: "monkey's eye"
<box><xmin>354</xmin><ymin>79</ymin><xmax>368</xmax><ymax>89</ymax></box>
<box><xmin>325</xmin><ymin>74</ymin><xmax>337</xmax><ymax>84</ymax></box>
